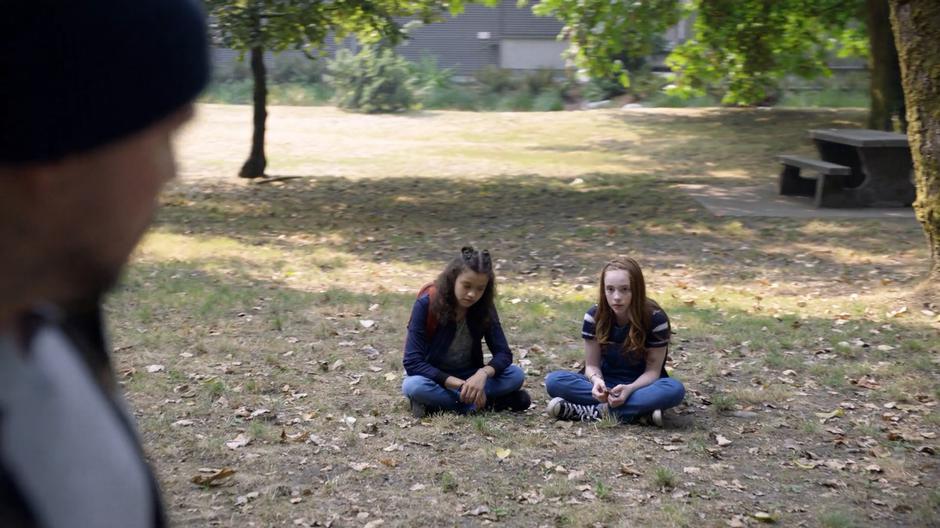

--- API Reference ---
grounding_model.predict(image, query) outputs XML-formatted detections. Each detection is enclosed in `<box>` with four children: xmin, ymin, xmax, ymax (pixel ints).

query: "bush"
<box><xmin>420</xmin><ymin>84</ymin><xmax>478</xmax><ymax>110</ymax></box>
<box><xmin>270</xmin><ymin>53</ymin><xmax>326</xmax><ymax>84</ymax></box>
<box><xmin>521</xmin><ymin>69</ymin><xmax>558</xmax><ymax>95</ymax></box>
<box><xmin>409</xmin><ymin>54</ymin><xmax>455</xmax><ymax>93</ymax></box>
<box><xmin>531</xmin><ymin>89</ymin><xmax>565</xmax><ymax>111</ymax></box>
<box><xmin>327</xmin><ymin>47</ymin><xmax>416</xmax><ymax>113</ymax></box>
<box><xmin>199</xmin><ymin>80</ymin><xmax>254</xmax><ymax>104</ymax></box>
<box><xmin>475</xmin><ymin>65</ymin><xmax>518</xmax><ymax>94</ymax></box>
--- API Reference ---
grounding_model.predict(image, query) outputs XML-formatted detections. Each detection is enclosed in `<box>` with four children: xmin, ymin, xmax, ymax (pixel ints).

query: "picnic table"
<box><xmin>777</xmin><ymin>128</ymin><xmax>915</xmax><ymax>208</ymax></box>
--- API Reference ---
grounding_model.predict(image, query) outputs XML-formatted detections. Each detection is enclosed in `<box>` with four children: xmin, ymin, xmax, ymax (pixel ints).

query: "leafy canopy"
<box><xmin>206</xmin><ymin>0</ymin><xmax>493</xmax><ymax>55</ymax></box>
<box><xmin>532</xmin><ymin>0</ymin><xmax>682</xmax><ymax>87</ymax></box>
<box><xmin>533</xmin><ymin>0</ymin><xmax>868</xmax><ymax>105</ymax></box>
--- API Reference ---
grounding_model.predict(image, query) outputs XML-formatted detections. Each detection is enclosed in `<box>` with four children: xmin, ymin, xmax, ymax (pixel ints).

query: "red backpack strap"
<box><xmin>417</xmin><ymin>283</ymin><xmax>439</xmax><ymax>340</ymax></box>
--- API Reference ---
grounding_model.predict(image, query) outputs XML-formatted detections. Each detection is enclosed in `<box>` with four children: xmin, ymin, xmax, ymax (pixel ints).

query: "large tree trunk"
<box><xmin>866</xmin><ymin>0</ymin><xmax>905</xmax><ymax>132</ymax></box>
<box><xmin>239</xmin><ymin>45</ymin><xmax>267</xmax><ymax>179</ymax></box>
<box><xmin>890</xmin><ymin>0</ymin><xmax>940</xmax><ymax>283</ymax></box>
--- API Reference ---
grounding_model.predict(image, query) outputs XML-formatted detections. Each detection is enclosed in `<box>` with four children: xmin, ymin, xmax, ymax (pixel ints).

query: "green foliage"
<box><xmin>533</xmin><ymin>0</ymin><xmax>683</xmax><ymax>85</ymax></box>
<box><xmin>269</xmin><ymin>54</ymin><xmax>326</xmax><ymax>84</ymax></box>
<box><xmin>666</xmin><ymin>0</ymin><xmax>868</xmax><ymax>105</ymax></box>
<box><xmin>531</xmin><ymin>89</ymin><xmax>564</xmax><ymax>111</ymax></box>
<box><xmin>206</xmin><ymin>0</ymin><xmax>478</xmax><ymax>55</ymax></box>
<box><xmin>327</xmin><ymin>47</ymin><xmax>416</xmax><ymax>113</ymax></box>
<box><xmin>651</xmin><ymin>466</ymin><xmax>679</xmax><ymax>490</ymax></box>
<box><xmin>534</xmin><ymin>0</ymin><xmax>870</xmax><ymax>106</ymax></box>
<box><xmin>409</xmin><ymin>54</ymin><xmax>456</xmax><ymax>92</ymax></box>
<box><xmin>475</xmin><ymin>66</ymin><xmax>519</xmax><ymax>94</ymax></box>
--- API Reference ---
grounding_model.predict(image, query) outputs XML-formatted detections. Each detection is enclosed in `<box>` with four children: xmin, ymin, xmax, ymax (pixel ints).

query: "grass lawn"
<box><xmin>110</xmin><ymin>104</ymin><xmax>939</xmax><ymax>527</ymax></box>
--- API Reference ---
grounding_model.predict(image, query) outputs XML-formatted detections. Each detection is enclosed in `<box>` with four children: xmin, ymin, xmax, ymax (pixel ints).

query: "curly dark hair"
<box><xmin>431</xmin><ymin>246</ymin><xmax>496</xmax><ymax>329</ymax></box>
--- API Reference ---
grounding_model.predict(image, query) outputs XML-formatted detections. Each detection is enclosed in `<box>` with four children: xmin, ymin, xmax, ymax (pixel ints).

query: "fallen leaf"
<box><xmin>172</xmin><ymin>419</ymin><xmax>194</xmax><ymax>427</ymax></box>
<box><xmin>383</xmin><ymin>372</ymin><xmax>398</xmax><ymax>382</ymax></box>
<box><xmin>379</xmin><ymin>458</ymin><xmax>398</xmax><ymax>468</ymax></box>
<box><xmin>145</xmin><ymin>364</ymin><xmax>165</xmax><ymax>373</ymax></box>
<box><xmin>363</xmin><ymin>520</ymin><xmax>384</xmax><ymax>528</ymax></box>
<box><xmin>752</xmin><ymin>511</ymin><xmax>777</xmax><ymax>523</ymax></box>
<box><xmin>567</xmin><ymin>469</ymin><xmax>585</xmax><ymax>481</ymax></box>
<box><xmin>464</xmin><ymin>505</ymin><xmax>490</xmax><ymax>516</ymax></box>
<box><xmin>619</xmin><ymin>463</ymin><xmax>643</xmax><ymax>477</ymax></box>
<box><xmin>249</xmin><ymin>408</ymin><xmax>270</xmax><ymax>419</ymax></box>
<box><xmin>886</xmin><ymin>306</ymin><xmax>908</xmax><ymax>318</ymax></box>
<box><xmin>683</xmin><ymin>466</ymin><xmax>701</xmax><ymax>474</ymax></box>
<box><xmin>815</xmin><ymin>408</ymin><xmax>845</xmax><ymax>423</ymax></box>
<box><xmin>409</xmin><ymin>483</ymin><xmax>426</xmax><ymax>491</ymax></box>
<box><xmin>716</xmin><ymin>435</ymin><xmax>733</xmax><ymax>447</ymax></box>
<box><xmin>235</xmin><ymin>491</ymin><xmax>259</xmax><ymax>506</ymax></box>
<box><xmin>280</xmin><ymin>430</ymin><xmax>310</xmax><ymax>444</ymax></box>
<box><xmin>191</xmin><ymin>467</ymin><xmax>236</xmax><ymax>487</ymax></box>
<box><xmin>226</xmin><ymin>433</ymin><xmax>252</xmax><ymax>450</ymax></box>
<box><xmin>349</xmin><ymin>462</ymin><xmax>373</xmax><ymax>472</ymax></box>
<box><xmin>495</xmin><ymin>447</ymin><xmax>511</xmax><ymax>459</ymax></box>
<box><xmin>359</xmin><ymin>319</ymin><xmax>376</xmax><ymax>329</ymax></box>
<box><xmin>865</xmin><ymin>464</ymin><xmax>883</xmax><ymax>473</ymax></box>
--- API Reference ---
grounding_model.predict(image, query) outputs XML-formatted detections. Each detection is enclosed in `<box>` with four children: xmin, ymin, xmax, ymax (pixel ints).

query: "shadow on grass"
<box><xmin>529</xmin><ymin>108</ymin><xmax>868</xmax><ymax>185</ymax></box>
<box><xmin>156</xmin><ymin>172</ymin><xmax>925</xmax><ymax>288</ymax></box>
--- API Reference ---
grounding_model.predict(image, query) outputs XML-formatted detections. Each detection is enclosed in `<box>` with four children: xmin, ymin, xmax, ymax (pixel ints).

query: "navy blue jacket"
<box><xmin>403</xmin><ymin>293</ymin><xmax>513</xmax><ymax>385</ymax></box>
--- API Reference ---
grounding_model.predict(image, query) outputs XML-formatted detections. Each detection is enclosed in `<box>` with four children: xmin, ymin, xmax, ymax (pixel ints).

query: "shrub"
<box><xmin>327</xmin><ymin>47</ymin><xmax>416</xmax><ymax>113</ymax></box>
<box><xmin>270</xmin><ymin>53</ymin><xmax>326</xmax><ymax>84</ymax></box>
<box><xmin>531</xmin><ymin>88</ymin><xmax>565</xmax><ymax>111</ymax></box>
<box><xmin>522</xmin><ymin>69</ymin><xmax>558</xmax><ymax>94</ymax></box>
<box><xmin>475</xmin><ymin>65</ymin><xmax>518</xmax><ymax>94</ymax></box>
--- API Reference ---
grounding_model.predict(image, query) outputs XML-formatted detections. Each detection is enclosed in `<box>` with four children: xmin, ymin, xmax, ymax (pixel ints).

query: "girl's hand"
<box><xmin>591</xmin><ymin>377</ymin><xmax>609</xmax><ymax>403</ymax></box>
<box><xmin>607</xmin><ymin>384</ymin><xmax>632</xmax><ymax>408</ymax></box>
<box><xmin>444</xmin><ymin>376</ymin><xmax>465</xmax><ymax>391</ymax></box>
<box><xmin>460</xmin><ymin>370</ymin><xmax>488</xmax><ymax>408</ymax></box>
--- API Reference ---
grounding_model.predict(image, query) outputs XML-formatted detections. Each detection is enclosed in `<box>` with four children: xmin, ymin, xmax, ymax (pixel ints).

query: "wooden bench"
<box><xmin>777</xmin><ymin>154</ymin><xmax>854</xmax><ymax>208</ymax></box>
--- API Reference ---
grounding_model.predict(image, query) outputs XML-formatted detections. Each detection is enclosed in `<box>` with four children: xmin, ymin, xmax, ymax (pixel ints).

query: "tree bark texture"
<box><xmin>866</xmin><ymin>0</ymin><xmax>905</xmax><ymax>132</ymax></box>
<box><xmin>239</xmin><ymin>45</ymin><xmax>268</xmax><ymax>179</ymax></box>
<box><xmin>890</xmin><ymin>0</ymin><xmax>940</xmax><ymax>281</ymax></box>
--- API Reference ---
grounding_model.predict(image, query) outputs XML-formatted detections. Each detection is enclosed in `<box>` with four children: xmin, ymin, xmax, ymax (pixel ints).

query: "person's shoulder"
<box><xmin>648</xmin><ymin>302</ymin><xmax>670</xmax><ymax>330</ymax></box>
<box><xmin>584</xmin><ymin>304</ymin><xmax>598</xmax><ymax>321</ymax></box>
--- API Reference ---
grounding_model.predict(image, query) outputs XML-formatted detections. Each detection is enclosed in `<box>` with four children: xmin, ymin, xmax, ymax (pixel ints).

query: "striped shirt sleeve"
<box><xmin>645</xmin><ymin>309</ymin><xmax>671</xmax><ymax>348</ymax></box>
<box><xmin>581</xmin><ymin>306</ymin><xmax>597</xmax><ymax>340</ymax></box>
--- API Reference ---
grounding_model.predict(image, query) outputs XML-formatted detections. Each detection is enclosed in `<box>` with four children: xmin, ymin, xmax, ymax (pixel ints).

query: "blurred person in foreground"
<box><xmin>0</xmin><ymin>0</ymin><xmax>209</xmax><ymax>526</ymax></box>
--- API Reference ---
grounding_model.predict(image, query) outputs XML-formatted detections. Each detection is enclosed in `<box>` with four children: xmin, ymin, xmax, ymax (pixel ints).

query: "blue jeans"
<box><xmin>402</xmin><ymin>365</ymin><xmax>525</xmax><ymax>413</ymax></box>
<box><xmin>544</xmin><ymin>370</ymin><xmax>685</xmax><ymax>422</ymax></box>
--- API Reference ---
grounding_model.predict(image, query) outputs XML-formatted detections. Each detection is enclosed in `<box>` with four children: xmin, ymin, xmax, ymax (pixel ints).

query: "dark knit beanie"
<box><xmin>0</xmin><ymin>0</ymin><xmax>210</xmax><ymax>163</ymax></box>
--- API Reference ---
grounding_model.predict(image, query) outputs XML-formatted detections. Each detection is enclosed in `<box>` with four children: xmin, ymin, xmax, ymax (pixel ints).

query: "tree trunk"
<box><xmin>890</xmin><ymin>0</ymin><xmax>940</xmax><ymax>283</ymax></box>
<box><xmin>866</xmin><ymin>0</ymin><xmax>905</xmax><ymax>132</ymax></box>
<box><xmin>239</xmin><ymin>45</ymin><xmax>267</xmax><ymax>179</ymax></box>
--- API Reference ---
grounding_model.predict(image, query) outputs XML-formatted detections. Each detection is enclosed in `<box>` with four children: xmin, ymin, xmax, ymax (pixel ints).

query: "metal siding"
<box><xmin>211</xmin><ymin>1</ymin><xmax>566</xmax><ymax>77</ymax></box>
<box><xmin>498</xmin><ymin>0</ymin><xmax>563</xmax><ymax>38</ymax></box>
<box><xmin>396</xmin><ymin>4</ymin><xmax>501</xmax><ymax>75</ymax></box>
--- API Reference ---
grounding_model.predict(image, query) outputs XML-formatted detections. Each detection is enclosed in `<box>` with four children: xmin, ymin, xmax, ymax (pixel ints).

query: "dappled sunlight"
<box><xmin>134</xmin><ymin>230</ymin><xmax>440</xmax><ymax>296</ymax></box>
<box><xmin>706</xmin><ymin>168</ymin><xmax>753</xmax><ymax>180</ymax></box>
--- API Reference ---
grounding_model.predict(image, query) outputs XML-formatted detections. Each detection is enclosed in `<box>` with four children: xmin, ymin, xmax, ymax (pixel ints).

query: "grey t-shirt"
<box><xmin>435</xmin><ymin>319</ymin><xmax>475</xmax><ymax>373</ymax></box>
<box><xmin>0</xmin><ymin>322</ymin><xmax>155</xmax><ymax>528</ymax></box>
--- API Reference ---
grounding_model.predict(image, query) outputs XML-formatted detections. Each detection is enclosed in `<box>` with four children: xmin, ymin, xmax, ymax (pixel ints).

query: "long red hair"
<box><xmin>594</xmin><ymin>258</ymin><xmax>661</xmax><ymax>360</ymax></box>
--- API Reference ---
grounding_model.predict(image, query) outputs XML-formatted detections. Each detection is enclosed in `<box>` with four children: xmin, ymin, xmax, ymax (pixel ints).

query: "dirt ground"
<box><xmin>108</xmin><ymin>104</ymin><xmax>939</xmax><ymax>527</ymax></box>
